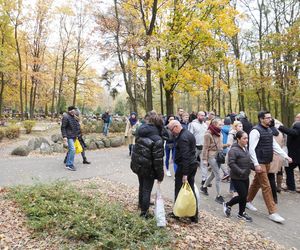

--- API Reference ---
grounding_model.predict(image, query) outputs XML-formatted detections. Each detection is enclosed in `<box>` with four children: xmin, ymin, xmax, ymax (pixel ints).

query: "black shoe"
<box><xmin>237</xmin><ymin>212</ymin><xmax>252</xmax><ymax>222</ymax></box>
<box><xmin>223</xmin><ymin>202</ymin><xmax>231</xmax><ymax>217</ymax></box>
<box><xmin>168</xmin><ymin>212</ymin><xmax>179</xmax><ymax>220</ymax></box>
<box><xmin>66</xmin><ymin>165</ymin><xmax>76</xmax><ymax>171</ymax></box>
<box><xmin>140</xmin><ymin>211</ymin><xmax>154</xmax><ymax>219</ymax></box>
<box><xmin>207</xmin><ymin>183</ymin><xmax>212</xmax><ymax>187</ymax></box>
<box><xmin>215</xmin><ymin>195</ymin><xmax>225</xmax><ymax>204</ymax></box>
<box><xmin>200</xmin><ymin>186</ymin><xmax>208</xmax><ymax>196</ymax></box>
<box><xmin>83</xmin><ymin>160</ymin><xmax>91</xmax><ymax>164</ymax></box>
<box><xmin>63</xmin><ymin>157</ymin><xmax>67</xmax><ymax>164</ymax></box>
<box><xmin>190</xmin><ymin>216</ymin><xmax>198</xmax><ymax>223</ymax></box>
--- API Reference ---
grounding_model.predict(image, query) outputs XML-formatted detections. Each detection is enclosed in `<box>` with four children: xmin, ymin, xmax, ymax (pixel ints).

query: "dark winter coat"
<box><xmin>240</xmin><ymin>117</ymin><xmax>253</xmax><ymax>135</ymax></box>
<box><xmin>61</xmin><ymin>113</ymin><xmax>81</xmax><ymax>139</ymax></box>
<box><xmin>102</xmin><ymin>112</ymin><xmax>111</xmax><ymax>123</ymax></box>
<box><xmin>279</xmin><ymin>122</ymin><xmax>300</xmax><ymax>164</ymax></box>
<box><xmin>130</xmin><ymin>124</ymin><xmax>164</xmax><ymax>181</ymax></box>
<box><xmin>174</xmin><ymin>128</ymin><xmax>198</xmax><ymax>176</ymax></box>
<box><xmin>228</xmin><ymin>143</ymin><xmax>254</xmax><ymax>180</ymax></box>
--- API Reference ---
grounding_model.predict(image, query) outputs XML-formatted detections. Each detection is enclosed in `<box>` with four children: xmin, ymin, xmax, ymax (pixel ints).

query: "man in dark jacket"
<box><xmin>168</xmin><ymin>120</ymin><xmax>199</xmax><ymax>222</ymax></box>
<box><xmin>130</xmin><ymin>112</ymin><xmax>164</xmax><ymax>218</ymax></box>
<box><xmin>101</xmin><ymin>110</ymin><xmax>111</xmax><ymax>136</ymax></box>
<box><xmin>61</xmin><ymin>106</ymin><xmax>81</xmax><ymax>171</ymax></box>
<box><xmin>278</xmin><ymin>113</ymin><xmax>300</xmax><ymax>192</ymax></box>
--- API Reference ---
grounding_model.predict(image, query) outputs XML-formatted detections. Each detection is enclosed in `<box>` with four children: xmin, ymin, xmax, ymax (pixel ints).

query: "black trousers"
<box><xmin>138</xmin><ymin>175</ymin><xmax>155</xmax><ymax>214</ymax></box>
<box><xmin>226</xmin><ymin>178</ymin><xmax>249</xmax><ymax>216</ymax></box>
<box><xmin>174</xmin><ymin>168</ymin><xmax>198</xmax><ymax>218</ymax></box>
<box><xmin>268</xmin><ymin>173</ymin><xmax>277</xmax><ymax>203</ymax></box>
<box><xmin>285</xmin><ymin>163</ymin><xmax>300</xmax><ymax>191</ymax></box>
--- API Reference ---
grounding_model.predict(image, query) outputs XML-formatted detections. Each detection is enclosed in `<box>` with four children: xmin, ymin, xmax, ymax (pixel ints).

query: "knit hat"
<box><xmin>68</xmin><ymin>106</ymin><xmax>76</xmax><ymax>111</ymax></box>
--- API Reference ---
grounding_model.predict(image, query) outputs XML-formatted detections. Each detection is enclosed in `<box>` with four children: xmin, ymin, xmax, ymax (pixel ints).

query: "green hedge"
<box><xmin>5</xmin><ymin>125</ymin><xmax>20</xmax><ymax>139</ymax></box>
<box><xmin>23</xmin><ymin>120</ymin><xmax>36</xmax><ymax>134</ymax></box>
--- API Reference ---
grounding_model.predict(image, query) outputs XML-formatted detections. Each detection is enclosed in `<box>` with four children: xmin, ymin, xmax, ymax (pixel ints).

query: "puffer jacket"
<box><xmin>130</xmin><ymin>124</ymin><xmax>164</xmax><ymax>181</ymax></box>
<box><xmin>61</xmin><ymin>113</ymin><xmax>81</xmax><ymax>139</ymax></box>
<box><xmin>228</xmin><ymin>143</ymin><xmax>254</xmax><ymax>180</ymax></box>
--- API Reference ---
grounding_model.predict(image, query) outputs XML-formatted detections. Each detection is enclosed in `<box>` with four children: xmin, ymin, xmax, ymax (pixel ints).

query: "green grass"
<box><xmin>7</xmin><ymin>181</ymin><xmax>171</xmax><ymax>249</ymax></box>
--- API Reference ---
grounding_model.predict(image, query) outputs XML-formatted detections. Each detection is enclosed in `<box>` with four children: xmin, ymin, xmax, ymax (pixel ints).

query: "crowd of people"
<box><xmin>128</xmin><ymin>108</ymin><xmax>300</xmax><ymax>224</ymax></box>
<box><xmin>61</xmin><ymin>105</ymin><xmax>300</xmax><ymax>224</ymax></box>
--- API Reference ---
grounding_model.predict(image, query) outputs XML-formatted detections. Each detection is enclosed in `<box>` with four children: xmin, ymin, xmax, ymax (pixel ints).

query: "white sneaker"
<box><xmin>166</xmin><ymin>170</ymin><xmax>172</xmax><ymax>177</ymax></box>
<box><xmin>269</xmin><ymin>213</ymin><xmax>285</xmax><ymax>223</ymax></box>
<box><xmin>246</xmin><ymin>202</ymin><xmax>258</xmax><ymax>211</ymax></box>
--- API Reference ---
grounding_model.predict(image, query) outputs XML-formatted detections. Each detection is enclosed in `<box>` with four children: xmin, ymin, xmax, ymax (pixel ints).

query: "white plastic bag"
<box><xmin>194</xmin><ymin>183</ymin><xmax>200</xmax><ymax>209</ymax></box>
<box><xmin>155</xmin><ymin>184</ymin><xmax>166</xmax><ymax>227</ymax></box>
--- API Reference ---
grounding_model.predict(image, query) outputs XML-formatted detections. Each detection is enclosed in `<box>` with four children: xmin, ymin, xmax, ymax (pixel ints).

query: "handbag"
<box><xmin>173</xmin><ymin>182</ymin><xmax>196</xmax><ymax>217</ymax></box>
<box><xmin>154</xmin><ymin>184</ymin><xmax>166</xmax><ymax>227</ymax></box>
<box><xmin>74</xmin><ymin>138</ymin><xmax>83</xmax><ymax>154</ymax></box>
<box><xmin>212</xmin><ymin>135</ymin><xmax>225</xmax><ymax>164</ymax></box>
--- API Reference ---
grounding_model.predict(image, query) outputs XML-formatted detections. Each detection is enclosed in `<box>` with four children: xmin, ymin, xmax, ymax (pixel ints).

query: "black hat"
<box><xmin>68</xmin><ymin>106</ymin><xmax>76</xmax><ymax>111</ymax></box>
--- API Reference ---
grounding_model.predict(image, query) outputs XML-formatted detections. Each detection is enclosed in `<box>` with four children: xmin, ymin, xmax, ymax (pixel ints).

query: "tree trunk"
<box><xmin>159</xmin><ymin>77</ymin><xmax>164</xmax><ymax>115</ymax></box>
<box><xmin>51</xmin><ymin>54</ymin><xmax>59</xmax><ymax>117</ymax></box>
<box><xmin>0</xmin><ymin>72</ymin><xmax>5</xmax><ymax>117</ymax></box>
<box><xmin>145</xmin><ymin>50</ymin><xmax>153</xmax><ymax>111</ymax></box>
<box><xmin>165</xmin><ymin>89</ymin><xmax>174</xmax><ymax>115</ymax></box>
<box><xmin>15</xmin><ymin>22</ymin><xmax>23</xmax><ymax>120</ymax></box>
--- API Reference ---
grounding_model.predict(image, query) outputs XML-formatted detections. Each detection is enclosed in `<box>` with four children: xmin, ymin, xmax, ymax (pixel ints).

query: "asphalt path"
<box><xmin>0</xmin><ymin>146</ymin><xmax>299</xmax><ymax>249</ymax></box>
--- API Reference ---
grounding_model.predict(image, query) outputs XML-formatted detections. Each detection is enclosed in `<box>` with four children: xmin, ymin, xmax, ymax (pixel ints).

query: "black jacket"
<box><xmin>279</xmin><ymin>122</ymin><xmax>300</xmax><ymax>164</ymax></box>
<box><xmin>102</xmin><ymin>112</ymin><xmax>111</xmax><ymax>123</ymax></box>
<box><xmin>174</xmin><ymin>128</ymin><xmax>198</xmax><ymax>176</ymax></box>
<box><xmin>228</xmin><ymin>143</ymin><xmax>254</xmax><ymax>180</ymax></box>
<box><xmin>61</xmin><ymin>113</ymin><xmax>81</xmax><ymax>139</ymax></box>
<box><xmin>130</xmin><ymin>124</ymin><xmax>164</xmax><ymax>181</ymax></box>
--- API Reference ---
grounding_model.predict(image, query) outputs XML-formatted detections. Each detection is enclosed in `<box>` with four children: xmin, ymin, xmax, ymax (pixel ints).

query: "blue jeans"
<box><xmin>165</xmin><ymin>143</ymin><xmax>177</xmax><ymax>173</ymax></box>
<box><xmin>66</xmin><ymin>138</ymin><xmax>75</xmax><ymax>166</ymax></box>
<box><xmin>103</xmin><ymin>122</ymin><xmax>109</xmax><ymax>136</ymax></box>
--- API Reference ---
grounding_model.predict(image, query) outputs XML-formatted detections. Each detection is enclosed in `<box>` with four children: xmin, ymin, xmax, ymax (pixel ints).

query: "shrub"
<box><xmin>110</xmin><ymin>120</ymin><xmax>126</xmax><ymax>133</ymax></box>
<box><xmin>5</xmin><ymin>125</ymin><xmax>20</xmax><ymax>139</ymax></box>
<box><xmin>8</xmin><ymin>182</ymin><xmax>171</xmax><ymax>249</ymax></box>
<box><xmin>0</xmin><ymin>128</ymin><xmax>5</xmax><ymax>141</ymax></box>
<box><xmin>23</xmin><ymin>120</ymin><xmax>36</xmax><ymax>134</ymax></box>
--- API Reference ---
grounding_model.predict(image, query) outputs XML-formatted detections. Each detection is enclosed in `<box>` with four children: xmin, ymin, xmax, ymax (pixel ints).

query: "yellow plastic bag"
<box><xmin>173</xmin><ymin>182</ymin><xmax>196</xmax><ymax>217</ymax></box>
<box><xmin>74</xmin><ymin>138</ymin><xmax>83</xmax><ymax>154</ymax></box>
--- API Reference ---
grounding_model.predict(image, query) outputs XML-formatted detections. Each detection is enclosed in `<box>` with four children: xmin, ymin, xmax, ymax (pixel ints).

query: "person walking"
<box><xmin>188</xmin><ymin>111</ymin><xmax>208</xmax><ymax>186</ymax></box>
<box><xmin>223</xmin><ymin>131</ymin><xmax>254</xmax><ymax>222</ymax></box>
<box><xmin>278</xmin><ymin>113</ymin><xmax>300</xmax><ymax>193</ymax></box>
<box><xmin>102</xmin><ymin>110</ymin><xmax>111</xmax><ymax>136</ymax></box>
<box><xmin>246</xmin><ymin>111</ymin><xmax>292</xmax><ymax>223</ymax></box>
<box><xmin>63</xmin><ymin>109</ymin><xmax>91</xmax><ymax>165</ymax></box>
<box><xmin>125</xmin><ymin>112</ymin><xmax>139</xmax><ymax>156</ymax></box>
<box><xmin>164</xmin><ymin>115</ymin><xmax>177</xmax><ymax>177</ymax></box>
<box><xmin>201</xmin><ymin>118</ymin><xmax>227</xmax><ymax>204</ymax></box>
<box><xmin>130</xmin><ymin>112</ymin><xmax>164</xmax><ymax>218</ymax></box>
<box><xmin>268</xmin><ymin>119</ymin><xmax>286</xmax><ymax>203</ymax></box>
<box><xmin>61</xmin><ymin>106</ymin><xmax>81</xmax><ymax>171</ymax></box>
<box><xmin>167</xmin><ymin>120</ymin><xmax>199</xmax><ymax>222</ymax></box>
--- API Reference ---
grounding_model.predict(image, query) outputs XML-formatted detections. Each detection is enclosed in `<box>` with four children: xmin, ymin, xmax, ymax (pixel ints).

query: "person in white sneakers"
<box><xmin>188</xmin><ymin>111</ymin><xmax>208</xmax><ymax>186</ymax></box>
<box><xmin>247</xmin><ymin>111</ymin><xmax>292</xmax><ymax>223</ymax></box>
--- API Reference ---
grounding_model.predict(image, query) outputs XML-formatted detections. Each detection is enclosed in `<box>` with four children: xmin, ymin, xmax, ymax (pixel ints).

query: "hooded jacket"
<box><xmin>228</xmin><ymin>143</ymin><xmax>254</xmax><ymax>180</ymax></box>
<box><xmin>130</xmin><ymin>123</ymin><xmax>164</xmax><ymax>181</ymax></box>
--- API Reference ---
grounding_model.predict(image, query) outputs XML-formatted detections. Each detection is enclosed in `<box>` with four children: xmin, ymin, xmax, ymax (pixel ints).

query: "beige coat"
<box><xmin>269</xmin><ymin>131</ymin><xmax>286</xmax><ymax>173</ymax></box>
<box><xmin>124</xmin><ymin>120</ymin><xmax>139</xmax><ymax>145</ymax></box>
<box><xmin>202</xmin><ymin>130</ymin><xmax>223</xmax><ymax>161</ymax></box>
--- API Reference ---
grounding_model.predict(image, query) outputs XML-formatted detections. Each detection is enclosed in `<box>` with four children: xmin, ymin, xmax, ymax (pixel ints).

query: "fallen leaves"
<box><xmin>0</xmin><ymin>177</ymin><xmax>288</xmax><ymax>249</ymax></box>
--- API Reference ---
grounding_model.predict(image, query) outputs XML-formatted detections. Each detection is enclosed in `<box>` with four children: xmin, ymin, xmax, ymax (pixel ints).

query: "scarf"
<box><xmin>129</xmin><ymin>117</ymin><xmax>137</xmax><ymax>126</ymax></box>
<box><xmin>208</xmin><ymin>124</ymin><xmax>221</xmax><ymax>136</ymax></box>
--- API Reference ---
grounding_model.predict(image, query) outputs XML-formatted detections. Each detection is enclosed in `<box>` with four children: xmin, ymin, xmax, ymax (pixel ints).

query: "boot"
<box><xmin>129</xmin><ymin>144</ymin><xmax>132</xmax><ymax>156</ymax></box>
<box><xmin>277</xmin><ymin>174</ymin><xmax>283</xmax><ymax>193</ymax></box>
<box><xmin>83</xmin><ymin>157</ymin><xmax>91</xmax><ymax>164</ymax></box>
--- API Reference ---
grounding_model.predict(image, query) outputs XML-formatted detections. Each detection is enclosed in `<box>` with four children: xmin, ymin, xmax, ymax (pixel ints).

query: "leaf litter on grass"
<box><xmin>0</xmin><ymin>177</ymin><xmax>289</xmax><ymax>249</ymax></box>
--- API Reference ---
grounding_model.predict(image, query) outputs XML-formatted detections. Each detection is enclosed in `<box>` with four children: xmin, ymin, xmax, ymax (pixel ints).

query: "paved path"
<box><xmin>0</xmin><ymin>146</ymin><xmax>299</xmax><ymax>249</ymax></box>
